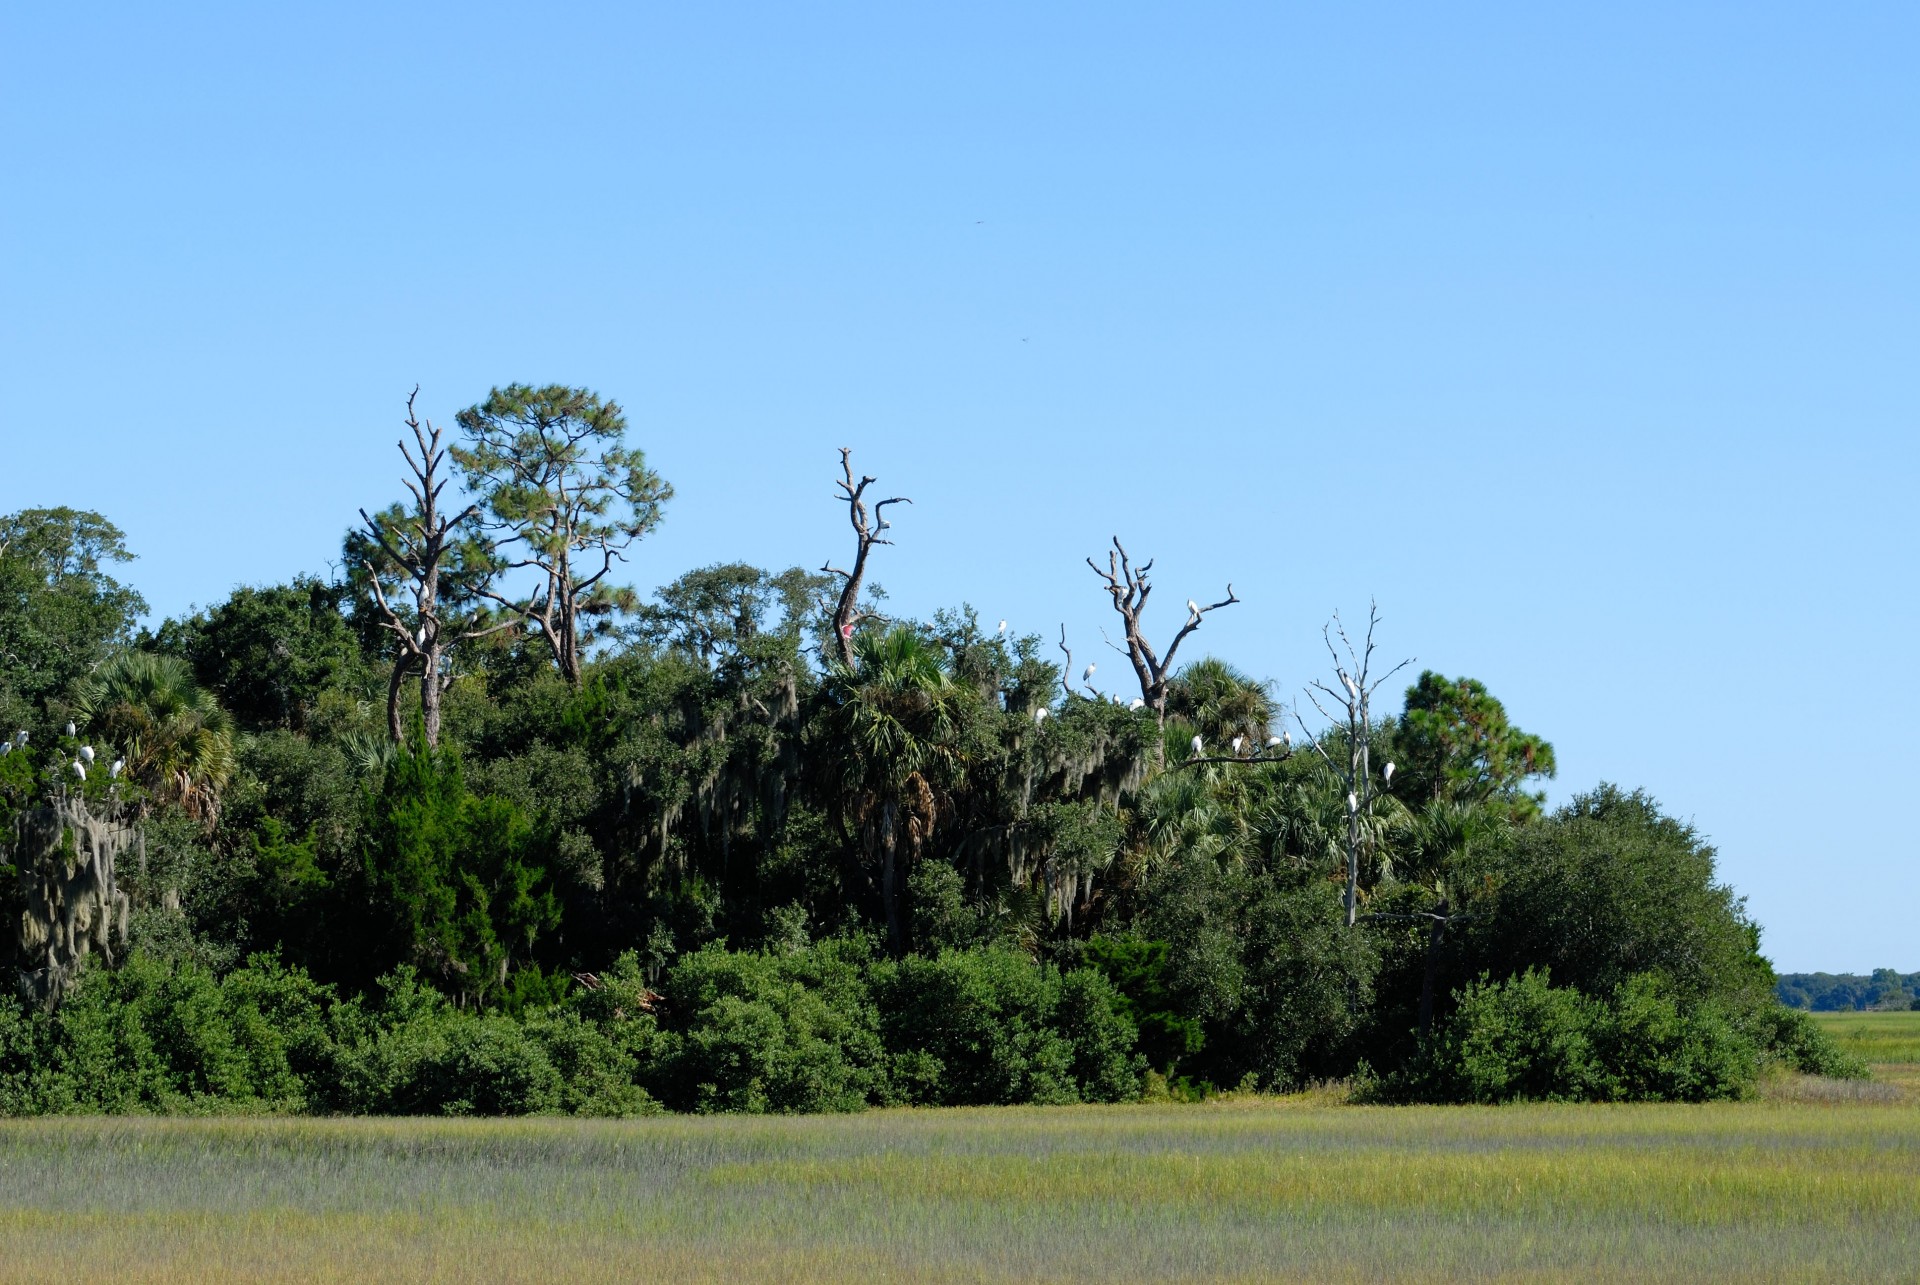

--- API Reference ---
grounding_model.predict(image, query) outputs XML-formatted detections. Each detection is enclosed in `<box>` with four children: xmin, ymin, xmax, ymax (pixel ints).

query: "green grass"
<box><xmin>1</xmin><ymin>1096</ymin><xmax>1916</xmax><ymax>1282</ymax></box>
<box><xmin>1811</xmin><ymin>1008</ymin><xmax>1920</xmax><ymax>1091</ymax></box>
<box><xmin>1811</xmin><ymin>1008</ymin><xmax>1920</xmax><ymax>1064</ymax></box>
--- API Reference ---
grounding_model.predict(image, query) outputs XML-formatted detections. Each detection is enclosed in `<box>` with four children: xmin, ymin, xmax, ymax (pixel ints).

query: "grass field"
<box><xmin>1</xmin><ymin>1083</ymin><xmax>1917</xmax><ymax>1284</ymax></box>
<box><xmin>1812</xmin><ymin>1008</ymin><xmax>1920</xmax><ymax>1089</ymax></box>
<box><xmin>0</xmin><ymin>1013</ymin><xmax>1907</xmax><ymax>1283</ymax></box>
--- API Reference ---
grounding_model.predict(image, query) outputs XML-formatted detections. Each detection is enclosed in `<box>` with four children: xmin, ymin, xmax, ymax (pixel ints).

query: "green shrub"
<box><xmin>875</xmin><ymin>948</ymin><xmax>1142</xmax><ymax>1106</ymax></box>
<box><xmin>14</xmin><ymin>953</ymin><xmax>337</xmax><ymax>1114</ymax></box>
<box><xmin>1389</xmin><ymin>969</ymin><xmax>1763</xmax><ymax>1104</ymax></box>
<box><xmin>1590</xmin><ymin>974</ymin><xmax>1754</xmax><ymax>1102</ymax></box>
<box><xmin>1752</xmin><ymin>1005</ymin><xmax>1870</xmax><ymax>1080</ymax></box>
<box><xmin>647</xmin><ymin>937</ymin><xmax>887</xmax><ymax>1113</ymax></box>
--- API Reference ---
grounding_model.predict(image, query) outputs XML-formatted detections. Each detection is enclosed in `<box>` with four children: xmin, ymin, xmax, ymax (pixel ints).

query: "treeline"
<box><xmin>1777</xmin><ymin>970</ymin><xmax>1920</xmax><ymax>1012</ymax></box>
<box><xmin>0</xmin><ymin>386</ymin><xmax>1863</xmax><ymax>1113</ymax></box>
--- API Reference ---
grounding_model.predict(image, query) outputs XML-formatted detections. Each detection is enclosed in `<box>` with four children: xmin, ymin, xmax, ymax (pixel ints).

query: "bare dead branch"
<box><xmin>1087</xmin><ymin>537</ymin><xmax>1241</xmax><ymax>726</ymax></box>
<box><xmin>825</xmin><ymin>448</ymin><xmax>910</xmax><ymax>668</ymax></box>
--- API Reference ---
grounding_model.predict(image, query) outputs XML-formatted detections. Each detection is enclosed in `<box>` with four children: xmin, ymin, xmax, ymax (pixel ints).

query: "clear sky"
<box><xmin>3</xmin><ymin>3</ymin><xmax>1914</xmax><ymax>972</ymax></box>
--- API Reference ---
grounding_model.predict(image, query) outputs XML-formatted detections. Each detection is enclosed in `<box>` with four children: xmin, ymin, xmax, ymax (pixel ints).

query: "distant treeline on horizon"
<box><xmin>1777</xmin><ymin>970</ymin><xmax>1920</xmax><ymax>1012</ymax></box>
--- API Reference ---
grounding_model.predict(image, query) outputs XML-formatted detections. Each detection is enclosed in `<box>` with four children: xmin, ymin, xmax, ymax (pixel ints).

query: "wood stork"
<box><xmin>79</xmin><ymin>745</ymin><xmax>95</xmax><ymax>764</ymax></box>
<box><xmin>1082</xmin><ymin>663</ymin><xmax>1096</xmax><ymax>682</ymax></box>
<box><xmin>70</xmin><ymin>760</ymin><xmax>86</xmax><ymax>782</ymax></box>
<box><xmin>1128</xmin><ymin>699</ymin><xmax>1145</xmax><ymax>711</ymax></box>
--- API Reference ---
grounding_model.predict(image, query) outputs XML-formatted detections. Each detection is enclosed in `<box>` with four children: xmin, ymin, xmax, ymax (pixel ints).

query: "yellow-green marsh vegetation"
<box><xmin>2</xmin><ymin>1097</ymin><xmax>1916</xmax><ymax>1283</ymax></box>
<box><xmin>1812</xmin><ymin>1008</ymin><xmax>1920</xmax><ymax>1066</ymax></box>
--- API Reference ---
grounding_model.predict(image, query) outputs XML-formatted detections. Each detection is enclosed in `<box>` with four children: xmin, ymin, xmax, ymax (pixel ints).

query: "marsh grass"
<box><xmin>1812</xmin><ymin>1009</ymin><xmax>1920</xmax><ymax>1065</ymax></box>
<box><xmin>1</xmin><ymin>1098</ymin><xmax>1917</xmax><ymax>1282</ymax></box>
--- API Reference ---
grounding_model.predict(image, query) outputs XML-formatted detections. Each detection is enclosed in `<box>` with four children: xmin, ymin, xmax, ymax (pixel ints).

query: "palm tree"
<box><xmin>71</xmin><ymin>652</ymin><xmax>235</xmax><ymax>821</ymax></box>
<box><xmin>823</xmin><ymin>627</ymin><xmax>975</xmax><ymax>955</ymax></box>
<box><xmin>1165</xmin><ymin>657</ymin><xmax>1272</xmax><ymax>751</ymax></box>
<box><xmin>1391</xmin><ymin>798</ymin><xmax>1505</xmax><ymax>1036</ymax></box>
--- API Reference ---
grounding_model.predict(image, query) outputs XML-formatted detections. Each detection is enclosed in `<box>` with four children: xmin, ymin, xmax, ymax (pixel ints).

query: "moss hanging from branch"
<box><xmin>10</xmin><ymin>795</ymin><xmax>135</xmax><ymax>1008</ymax></box>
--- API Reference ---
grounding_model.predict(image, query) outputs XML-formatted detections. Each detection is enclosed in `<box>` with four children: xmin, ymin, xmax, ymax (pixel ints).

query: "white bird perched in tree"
<box><xmin>875</xmin><ymin>517</ymin><xmax>891</xmax><ymax>534</ymax></box>
<box><xmin>997</xmin><ymin>619</ymin><xmax>1007</xmax><ymax>635</ymax></box>
<box><xmin>65</xmin><ymin>721</ymin><xmax>76</xmax><ymax>738</ymax></box>
<box><xmin>1034</xmin><ymin>707</ymin><xmax>1050</xmax><ymax>725</ymax></box>
<box><xmin>1282</xmin><ymin>729</ymin><xmax>1292</xmax><ymax>749</ymax></box>
<box><xmin>79</xmin><ymin>745</ymin><xmax>95</xmax><ymax>764</ymax></box>
<box><xmin>70</xmin><ymin>760</ymin><xmax>86</xmax><ymax>782</ymax></box>
<box><xmin>1190</xmin><ymin>734</ymin><xmax>1204</xmax><ymax>758</ymax></box>
<box><xmin>1267</xmin><ymin>735</ymin><xmax>1283</xmax><ymax>749</ymax></box>
<box><xmin>0</xmin><ymin>742</ymin><xmax>9</xmax><ymax>758</ymax></box>
<box><xmin>1383</xmin><ymin>761</ymin><xmax>1395</xmax><ymax>786</ymax></box>
<box><xmin>1231</xmin><ymin>735</ymin><xmax>1245</xmax><ymax>755</ymax></box>
<box><xmin>1186</xmin><ymin>599</ymin><xmax>1201</xmax><ymax>620</ymax></box>
<box><xmin>15</xmin><ymin>731</ymin><xmax>28</xmax><ymax>747</ymax></box>
<box><xmin>1128</xmin><ymin>699</ymin><xmax>1145</xmax><ymax>711</ymax></box>
<box><xmin>1082</xmin><ymin>663</ymin><xmax>1095</xmax><ymax>682</ymax></box>
<box><xmin>1341</xmin><ymin>674</ymin><xmax>1357</xmax><ymax>699</ymax></box>
<box><xmin>110</xmin><ymin>759</ymin><xmax>124</xmax><ymax>780</ymax></box>
<box><xmin>1347</xmin><ymin>791</ymin><xmax>1358</xmax><ymax>812</ymax></box>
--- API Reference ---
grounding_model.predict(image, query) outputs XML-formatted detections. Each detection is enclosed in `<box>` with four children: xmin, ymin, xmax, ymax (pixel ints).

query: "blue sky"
<box><xmin>3</xmin><ymin>3</ymin><xmax>1914</xmax><ymax>971</ymax></box>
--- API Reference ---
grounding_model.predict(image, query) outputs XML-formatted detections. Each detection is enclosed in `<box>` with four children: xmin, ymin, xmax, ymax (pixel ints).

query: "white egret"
<box><xmin>1190</xmin><ymin>734</ymin><xmax>1204</xmax><ymax>757</ymax></box>
<box><xmin>1341</xmin><ymin>674</ymin><xmax>1357</xmax><ymax>699</ymax></box>
<box><xmin>110</xmin><ymin>759</ymin><xmax>124</xmax><ymax>780</ymax></box>
<box><xmin>997</xmin><ymin>619</ymin><xmax>1007</xmax><ymax>635</ymax></box>
<box><xmin>0</xmin><ymin>742</ymin><xmax>8</xmax><ymax>758</ymax></box>
<box><xmin>79</xmin><ymin>745</ymin><xmax>95</xmax><ymax>764</ymax></box>
<box><xmin>1034</xmin><ymin>707</ymin><xmax>1050</xmax><ymax>725</ymax></box>
<box><xmin>1128</xmin><ymin>699</ymin><xmax>1145</xmax><ymax>711</ymax></box>
<box><xmin>1186</xmin><ymin>599</ymin><xmax>1200</xmax><ymax>620</ymax></box>
<box><xmin>15</xmin><ymin>731</ymin><xmax>27</xmax><ymax>747</ymax></box>
<box><xmin>1266</xmin><ymin>735</ymin><xmax>1283</xmax><ymax>749</ymax></box>
<box><xmin>1081</xmin><ymin>663</ymin><xmax>1096</xmax><ymax>682</ymax></box>
<box><xmin>70</xmin><ymin>760</ymin><xmax>86</xmax><ymax>782</ymax></box>
<box><xmin>1383</xmin><ymin>761</ymin><xmax>1395</xmax><ymax>786</ymax></box>
<box><xmin>65</xmin><ymin>721</ymin><xmax>76</xmax><ymax>738</ymax></box>
<box><xmin>1347</xmin><ymin>791</ymin><xmax>1358</xmax><ymax>811</ymax></box>
<box><xmin>1282</xmin><ymin>729</ymin><xmax>1292</xmax><ymax>749</ymax></box>
<box><xmin>1231</xmin><ymin>735</ymin><xmax>1245</xmax><ymax>755</ymax></box>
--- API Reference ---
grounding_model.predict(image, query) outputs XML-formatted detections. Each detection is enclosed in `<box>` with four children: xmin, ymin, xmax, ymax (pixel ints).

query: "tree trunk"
<box><xmin>420</xmin><ymin>641</ymin><xmax>443</xmax><ymax>748</ymax></box>
<box><xmin>1418</xmin><ymin>898</ymin><xmax>1449</xmax><ymax>1040</ymax></box>
<box><xmin>386</xmin><ymin>655</ymin><xmax>412</xmax><ymax>744</ymax></box>
<box><xmin>880</xmin><ymin>802</ymin><xmax>903</xmax><ymax>957</ymax></box>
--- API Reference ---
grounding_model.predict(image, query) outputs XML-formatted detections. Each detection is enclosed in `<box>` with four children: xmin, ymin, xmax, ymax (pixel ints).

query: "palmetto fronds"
<box><xmin>71</xmin><ymin>651</ymin><xmax>235</xmax><ymax>821</ymax></box>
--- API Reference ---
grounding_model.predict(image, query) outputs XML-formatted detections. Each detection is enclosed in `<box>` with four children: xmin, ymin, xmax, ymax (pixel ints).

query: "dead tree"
<box><xmin>1297</xmin><ymin>602</ymin><xmax>1411</xmax><ymax>927</ymax></box>
<box><xmin>1087</xmin><ymin>537</ymin><xmax>1238</xmax><ymax>723</ymax></box>
<box><xmin>358</xmin><ymin>388</ymin><xmax>516</xmax><ymax>746</ymax></box>
<box><xmin>821</xmin><ymin>448</ymin><xmax>910</xmax><ymax>669</ymax></box>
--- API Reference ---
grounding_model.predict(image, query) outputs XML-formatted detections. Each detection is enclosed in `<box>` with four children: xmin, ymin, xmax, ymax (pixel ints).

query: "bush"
<box><xmin>326</xmin><ymin>967</ymin><xmax>661</xmax><ymax>1116</ymax></box>
<box><xmin>1387</xmin><ymin>969</ymin><xmax>1763</xmax><ymax>1104</ymax></box>
<box><xmin>1752</xmin><ymin>1005</ymin><xmax>1870</xmax><ymax>1080</ymax></box>
<box><xmin>875</xmin><ymin>948</ymin><xmax>1142</xmax><ymax>1106</ymax></box>
<box><xmin>0</xmin><ymin>952</ymin><xmax>339</xmax><ymax>1114</ymax></box>
<box><xmin>647</xmin><ymin>937</ymin><xmax>888</xmax><ymax>1113</ymax></box>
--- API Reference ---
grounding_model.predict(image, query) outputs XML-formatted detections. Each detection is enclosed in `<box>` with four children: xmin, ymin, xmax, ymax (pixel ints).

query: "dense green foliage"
<box><xmin>0</xmin><ymin>404</ymin><xmax>1854</xmax><ymax>1113</ymax></box>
